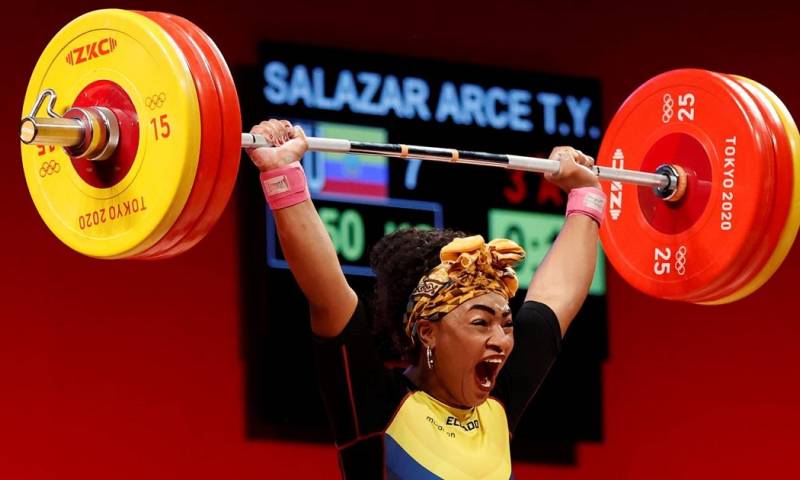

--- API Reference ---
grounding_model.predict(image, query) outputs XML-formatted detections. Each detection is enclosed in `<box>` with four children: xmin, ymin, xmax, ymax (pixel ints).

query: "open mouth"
<box><xmin>474</xmin><ymin>357</ymin><xmax>503</xmax><ymax>391</ymax></box>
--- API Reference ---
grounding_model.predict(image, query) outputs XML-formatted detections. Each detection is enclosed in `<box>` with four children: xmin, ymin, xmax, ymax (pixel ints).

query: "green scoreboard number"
<box><xmin>268</xmin><ymin>194</ymin><xmax>442</xmax><ymax>276</ymax></box>
<box><xmin>488</xmin><ymin>208</ymin><xmax>605</xmax><ymax>295</ymax></box>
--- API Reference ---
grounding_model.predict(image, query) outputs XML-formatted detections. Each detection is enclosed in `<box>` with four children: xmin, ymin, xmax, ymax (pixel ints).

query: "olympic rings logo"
<box><xmin>662</xmin><ymin>94</ymin><xmax>674</xmax><ymax>123</ymax></box>
<box><xmin>145</xmin><ymin>92</ymin><xmax>167</xmax><ymax>110</ymax></box>
<box><xmin>39</xmin><ymin>159</ymin><xmax>61</xmax><ymax>177</ymax></box>
<box><xmin>674</xmin><ymin>245</ymin><xmax>687</xmax><ymax>276</ymax></box>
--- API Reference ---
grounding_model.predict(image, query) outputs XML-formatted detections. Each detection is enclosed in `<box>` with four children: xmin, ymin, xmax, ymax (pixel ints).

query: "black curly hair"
<box><xmin>369</xmin><ymin>227</ymin><xmax>467</xmax><ymax>363</ymax></box>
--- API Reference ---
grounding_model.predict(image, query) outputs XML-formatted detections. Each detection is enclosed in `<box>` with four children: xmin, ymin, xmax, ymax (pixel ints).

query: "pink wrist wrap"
<box><xmin>566</xmin><ymin>186</ymin><xmax>606</xmax><ymax>226</ymax></box>
<box><xmin>260</xmin><ymin>162</ymin><xmax>310</xmax><ymax>210</ymax></box>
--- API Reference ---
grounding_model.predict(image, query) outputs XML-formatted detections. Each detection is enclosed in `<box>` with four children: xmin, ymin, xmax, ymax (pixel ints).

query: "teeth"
<box><xmin>480</xmin><ymin>378</ymin><xmax>491</xmax><ymax>388</ymax></box>
<box><xmin>484</xmin><ymin>358</ymin><xmax>503</xmax><ymax>364</ymax></box>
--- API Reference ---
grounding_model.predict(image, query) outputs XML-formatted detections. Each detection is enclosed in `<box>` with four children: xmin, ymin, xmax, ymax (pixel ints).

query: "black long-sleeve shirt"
<box><xmin>314</xmin><ymin>300</ymin><xmax>561</xmax><ymax>479</ymax></box>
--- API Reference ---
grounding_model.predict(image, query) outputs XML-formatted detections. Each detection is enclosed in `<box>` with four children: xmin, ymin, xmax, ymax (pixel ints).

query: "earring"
<box><xmin>426</xmin><ymin>345</ymin><xmax>434</xmax><ymax>369</ymax></box>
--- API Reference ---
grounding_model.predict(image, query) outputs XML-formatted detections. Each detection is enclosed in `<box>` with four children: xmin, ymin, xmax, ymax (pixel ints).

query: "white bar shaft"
<box><xmin>242</xmin><ymin>133</ymin><xmax>671</xmax><ymax>190</ymax></box>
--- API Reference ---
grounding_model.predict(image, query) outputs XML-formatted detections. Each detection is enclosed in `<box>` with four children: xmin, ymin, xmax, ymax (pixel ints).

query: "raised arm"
<box><xmin>247</xmin><ymin>120</ymin><xmax>357</xmax><ymax>337</ymax></box>
<box><xmin>525</xmin><ymin>147</ymin><xmax>603</xmax><ymax>336</ymax></box>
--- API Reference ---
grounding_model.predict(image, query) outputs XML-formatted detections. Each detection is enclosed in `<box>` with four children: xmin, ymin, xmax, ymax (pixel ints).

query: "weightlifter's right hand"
<box><xmin>247</xmin><ymin>119</ymin><xmax>309</xmax><ymax>172</ymax></box>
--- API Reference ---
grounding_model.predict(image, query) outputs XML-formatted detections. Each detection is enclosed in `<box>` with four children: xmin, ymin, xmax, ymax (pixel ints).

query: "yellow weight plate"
<box><xmin>705</xmin><ymin>77</ymin><xmax>800</xmax><ymax>304</ymax></box>
<box><xmin>21</xmin><ymin>9</ymin><xmax>200</xmax><ymax>258</ymax></box>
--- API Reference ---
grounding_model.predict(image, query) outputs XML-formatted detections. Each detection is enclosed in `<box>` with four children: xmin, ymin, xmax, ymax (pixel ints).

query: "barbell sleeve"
<box><xmin>19</xmin><ymin>116</ymin><xmax>84</xmax><ymax>147</ymax></box>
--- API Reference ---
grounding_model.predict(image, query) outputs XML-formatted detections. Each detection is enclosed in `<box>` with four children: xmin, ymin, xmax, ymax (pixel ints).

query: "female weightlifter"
<box><xmin>247</xmin><ymin>119</ymin><xmax>604</xmax><ymax>479</ymax></box>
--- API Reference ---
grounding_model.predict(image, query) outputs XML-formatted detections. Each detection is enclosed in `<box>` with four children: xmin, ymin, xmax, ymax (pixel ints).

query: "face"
<box><xmin>418</xmin><ymin>292</ymin><xmax>514</xmax><ymax>408</ymax></box>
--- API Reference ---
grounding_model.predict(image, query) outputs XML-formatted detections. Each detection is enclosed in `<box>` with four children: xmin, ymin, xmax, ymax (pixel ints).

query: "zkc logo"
<box><xmin>65</xmin><ymin>38</ymin><xmax>117</xmax><ymax>65</ymax></box>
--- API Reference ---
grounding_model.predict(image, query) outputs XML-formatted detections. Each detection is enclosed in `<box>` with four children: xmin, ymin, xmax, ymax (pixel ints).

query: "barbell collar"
<box><xmin>653</xmin><ymin>164</ymin><xmax>687</xmax><ymax>202</ymax></box>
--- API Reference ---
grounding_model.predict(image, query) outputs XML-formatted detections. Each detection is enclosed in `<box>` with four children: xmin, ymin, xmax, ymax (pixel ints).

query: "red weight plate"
<box><xmin>678</xmin><ymin>73</ymin><xmax>777</xmax><ymax>301</ymax></box>
<box><xmin>145</xmin><ymin>12</ymin><xmax>241</xmax><ymax>259</ymax></box>
<box><xmin>688</xmin><ymin>73</ymin><xmax>792</xmax><ymax>303</ymax></box>
<box><xmin>682</xmin><ymin>75</ymin><xmax>777</xmax><ymax>303</ymax></box>
<box><xmin>598</xmin><ymin>69</ymin><xmax>774</xmax><ymax>302</ymax></box>
<box><xmin>697</xmin><ymin>75</ymin><xmax>798</xmax><ymax>303</ymax></box>
<box><xmin>131</xmin><ymin>11</ymin><xmax>223</xmax><ymax>259</ymax></box>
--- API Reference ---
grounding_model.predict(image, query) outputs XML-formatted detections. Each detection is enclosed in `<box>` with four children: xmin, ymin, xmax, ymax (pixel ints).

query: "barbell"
<box><xmin>19</xmin><ymin>9</ymin><xmax>800</xmax><ymax>304</ymax></box>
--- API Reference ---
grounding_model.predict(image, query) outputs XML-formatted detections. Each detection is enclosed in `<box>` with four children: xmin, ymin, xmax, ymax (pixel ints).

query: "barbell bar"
<box><xmin>18</xmin><ymin>8</ymin><xmax>800</xmax><ymax>304</ymax></box>
<box><xmin>21</xmin><ymin>97</ymin><xmax>677</xmax><ymax>192</ymax></box>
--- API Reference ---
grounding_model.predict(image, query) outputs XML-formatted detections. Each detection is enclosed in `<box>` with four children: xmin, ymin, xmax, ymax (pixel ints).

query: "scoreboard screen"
<box><xmin>237</xmin><ymin>43</ymin><xmax>607</xmax><ymax>463</ymax></box>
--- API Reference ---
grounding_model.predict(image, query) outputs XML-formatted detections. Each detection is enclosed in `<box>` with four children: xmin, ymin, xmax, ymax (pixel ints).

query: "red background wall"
<box><xmin>3</xmin><ymin>1</ymin><xmax>800</xmax><ymax>478</ymax></box>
